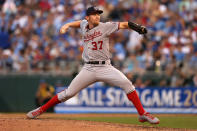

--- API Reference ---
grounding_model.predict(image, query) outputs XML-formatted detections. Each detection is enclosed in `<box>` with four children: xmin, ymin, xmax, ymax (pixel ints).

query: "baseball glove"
<box><xmin>128</xmin><ymin>21</ymin><xmax>148</xmax><ymax>34</ymax></box>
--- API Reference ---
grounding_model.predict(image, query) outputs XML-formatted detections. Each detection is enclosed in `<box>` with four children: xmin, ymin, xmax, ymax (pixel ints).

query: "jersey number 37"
<box><xmin>91</xmin><ymin>41</ymin><xmax>103</xmax><ymax>50</ymax></box>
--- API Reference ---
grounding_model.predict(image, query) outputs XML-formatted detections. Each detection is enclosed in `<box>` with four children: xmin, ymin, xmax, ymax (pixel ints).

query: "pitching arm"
<box><xmin>60</xmin><ymin>20</ymin><xmax>81</xmax><ymax>34</ymax></box>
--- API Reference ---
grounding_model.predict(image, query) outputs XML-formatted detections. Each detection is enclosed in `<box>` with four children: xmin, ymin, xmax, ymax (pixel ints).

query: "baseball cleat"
<box><xmin>26</xmin><ymin>107</ymin><xmax>43</xmax><ymax>119</ymax></box>
<box><xmin>139</xmin><ymin>112</ymin><xmax>160</xmax><ymax>124</ymax></box>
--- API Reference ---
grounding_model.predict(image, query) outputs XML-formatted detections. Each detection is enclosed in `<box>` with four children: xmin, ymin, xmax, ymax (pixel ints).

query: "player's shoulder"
<box><xmin>99</xmin><ymin>22</ymin><xmax>105</xmax><ymax>25</ymax></box>
<box><xmin>102</xmin><ymin>21</ymin><xmax>118</xmax><ymax>26</ymax></box>
<box><xmin>81</xmin><ymin>19</ymin><xmax>88</xmax><ymax>25</ymax></box>
<box><xmin>80</xmin><ymin>19</ymin><xmax>88</xmax><ymax>29</ymax></box>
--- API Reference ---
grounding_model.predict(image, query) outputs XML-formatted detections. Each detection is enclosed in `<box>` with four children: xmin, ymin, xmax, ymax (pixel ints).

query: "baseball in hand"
<box><xmin>60</xmin><ymin>25</ymin><xmax>68</xmax><ymax>34</ymax></box>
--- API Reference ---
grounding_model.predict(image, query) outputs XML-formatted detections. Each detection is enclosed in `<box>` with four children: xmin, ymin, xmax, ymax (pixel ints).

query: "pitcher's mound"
<box><xmin>0</xmin><ymin>113</ymin><xmax>179</xmax><ymax>131</ymax></box>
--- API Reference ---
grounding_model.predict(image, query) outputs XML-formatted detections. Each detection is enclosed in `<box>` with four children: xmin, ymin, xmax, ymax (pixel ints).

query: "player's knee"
<box><xmin>57</xmin><ymin>89</ymin><xmax>76</xmax><ymax>102</ymax></box>
<box><xmin>121</xmin><ymin>79</ymin><xmax>135</xmax><ymax>94</ymax></box>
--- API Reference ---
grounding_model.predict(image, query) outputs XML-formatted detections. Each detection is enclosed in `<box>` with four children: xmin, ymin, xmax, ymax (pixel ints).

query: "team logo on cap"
<box><xmin>94</xmin><ymin>7</ymin><xmax>99</xmax><ymax>10</ymax></box>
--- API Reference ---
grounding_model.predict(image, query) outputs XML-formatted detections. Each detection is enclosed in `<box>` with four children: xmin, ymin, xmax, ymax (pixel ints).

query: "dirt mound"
<box><xmin>0</xmin><ymin>113</ymin><xmax>187</xmax><ymax>131</ymax></box>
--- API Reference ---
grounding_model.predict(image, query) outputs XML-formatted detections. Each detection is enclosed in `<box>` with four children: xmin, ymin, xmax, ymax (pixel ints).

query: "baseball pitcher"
<box><xmin>27</xmin><ymin>6</ymin><xmax>159</xmax><ymax>124</ymax></box>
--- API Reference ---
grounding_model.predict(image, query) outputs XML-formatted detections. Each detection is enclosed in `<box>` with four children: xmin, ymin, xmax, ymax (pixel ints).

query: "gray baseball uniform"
<box><xmin>58</xmin><ymin>20</ymin><xmax>135</xmax><ymax>102</ymax></box>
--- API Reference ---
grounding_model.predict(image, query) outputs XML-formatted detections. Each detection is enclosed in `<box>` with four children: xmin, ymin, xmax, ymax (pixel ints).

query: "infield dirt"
<box><xmin>0</xmin><ymin>113</ymin><xmax>195</xmax><ymax>131</ymax></box>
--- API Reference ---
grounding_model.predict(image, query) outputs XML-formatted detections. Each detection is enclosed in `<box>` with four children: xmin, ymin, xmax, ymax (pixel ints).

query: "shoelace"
<box><xmin>144</xmin><ymin>113</ymin><xmax>155</xmax><ymax>120</ymax></box>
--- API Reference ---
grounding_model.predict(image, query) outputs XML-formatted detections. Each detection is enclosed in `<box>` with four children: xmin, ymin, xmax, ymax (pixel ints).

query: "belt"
<box><xmin>85</xmin><ymin>61</ymin><xmax>105</xmax><ymax>64</ymax></box>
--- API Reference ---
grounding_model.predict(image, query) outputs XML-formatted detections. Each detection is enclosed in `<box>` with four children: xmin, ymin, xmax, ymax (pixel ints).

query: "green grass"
<box><xmin>66</xmin><ymin>115</ymin><xmax>197</xmax><ymax>129</ymax></box>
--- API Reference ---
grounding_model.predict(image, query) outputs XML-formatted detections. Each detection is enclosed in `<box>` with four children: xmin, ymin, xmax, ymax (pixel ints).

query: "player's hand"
<box><xmin>60</xmin><ymin>24</ymin><xmax>69</xmax><ymax>34</ymax></box>
<box><xmin>139</xmin><ymin>26</ymin><xmax>148</xmax><ymax>34</ymax></box>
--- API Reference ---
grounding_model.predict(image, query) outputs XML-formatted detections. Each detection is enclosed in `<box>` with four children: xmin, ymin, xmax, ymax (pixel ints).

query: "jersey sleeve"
<box><xmin>104</xmin><ymin>22</ymin><xmax>119</xmax><ymax>36</ymax></box>
<box><xmin>80</xmin><ymin>19</ymin><xmax>88</xmax><ymax>33</ymax></box>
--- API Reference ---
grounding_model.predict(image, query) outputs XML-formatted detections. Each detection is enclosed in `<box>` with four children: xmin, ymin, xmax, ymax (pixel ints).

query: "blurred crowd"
<box><xmin>0</xmin><ymin>0</ymin><xmax>197</xmax><ymax>87</ymax></box>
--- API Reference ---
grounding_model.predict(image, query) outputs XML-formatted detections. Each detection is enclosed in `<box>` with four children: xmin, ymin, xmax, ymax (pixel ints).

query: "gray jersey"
<box><xmin>80</xmin><ymin>20</ymin><xmax>119</xmax><ymax>62</ymax></box>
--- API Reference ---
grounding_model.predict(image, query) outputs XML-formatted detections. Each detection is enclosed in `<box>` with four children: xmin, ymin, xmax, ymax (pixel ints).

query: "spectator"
<box><xmin>193</xmin><ymin>74</ymin><xmax>197</xmax><ymax>87</ymax></box>
<box><xmin>2</xmin><ymin>0</ymin><xmax>17</xmax><ymax>15</ymax></box>
<box><xmin>35</xmin><ymin>79</ymin><xmax>55</xmax><ymax>112</ymax></box>
<box><xmin>0</xmin><ymin>27</ymin><xmax>10</xmax><ymax>49</ymax></box>
<box><xmin>0</xmin><ymin>0</ymin><xmax>197</xmax><ymax>87</ymax></box>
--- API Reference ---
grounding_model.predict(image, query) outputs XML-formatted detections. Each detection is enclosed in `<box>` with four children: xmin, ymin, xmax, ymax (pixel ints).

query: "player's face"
<box><xmin>86</xmin><ymin>13</ymin><xmax>100</xmax><ymax>26</ymax></box>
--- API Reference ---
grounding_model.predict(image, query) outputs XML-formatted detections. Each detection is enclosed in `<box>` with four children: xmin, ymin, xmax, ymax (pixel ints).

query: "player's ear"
<box><xmin>85</xmin><ymin>16</ymin><xmax>89</xmax><ymax>21</ymax></box>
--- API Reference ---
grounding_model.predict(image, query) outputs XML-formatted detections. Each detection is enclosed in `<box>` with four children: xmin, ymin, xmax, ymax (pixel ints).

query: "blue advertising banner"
<box><xmin>54</xmin><ymin>86</ymin><xmax>197</xmax><ymax>114</ymax></box>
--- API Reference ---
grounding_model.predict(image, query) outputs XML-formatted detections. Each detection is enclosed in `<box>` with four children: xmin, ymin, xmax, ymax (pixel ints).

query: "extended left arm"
<box><xmin>119</xmin><ymin>22</ymin><xmax>129</xmax><ymax>29</ymax></box>
<box><xmin>119</xmin><ymin>22</ymin><xmax>148</xmax><ymax>34</ymax></box>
